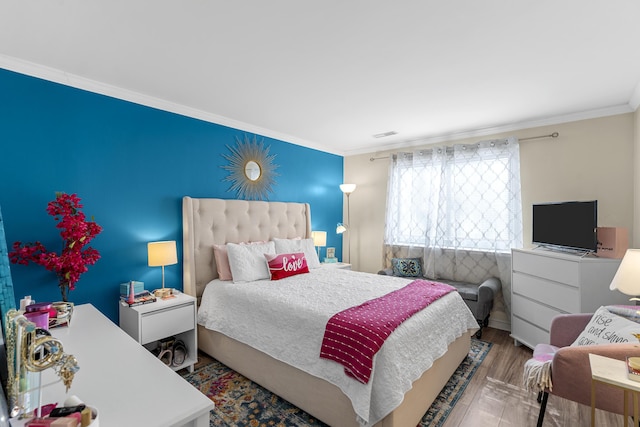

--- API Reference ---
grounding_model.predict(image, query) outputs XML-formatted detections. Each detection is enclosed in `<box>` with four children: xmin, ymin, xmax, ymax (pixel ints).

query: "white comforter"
<box><xmin>197</xmin><ymin>268</ymin><xmax>478</xmax><ymax>426</ymax></box>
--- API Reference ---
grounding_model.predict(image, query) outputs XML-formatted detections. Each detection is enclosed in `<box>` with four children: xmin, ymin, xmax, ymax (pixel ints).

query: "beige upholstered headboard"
<box><xmin>182</xmin><ymin>196</ymin><xmax>312</xmax><ymax>301</ymax></box>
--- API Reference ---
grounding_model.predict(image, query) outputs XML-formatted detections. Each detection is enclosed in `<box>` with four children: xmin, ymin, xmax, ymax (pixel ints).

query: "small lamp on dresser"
<box><xmin>148</xmin><ymin>240</ymin><xmax>178</xmax><ymax>299</ymax></box>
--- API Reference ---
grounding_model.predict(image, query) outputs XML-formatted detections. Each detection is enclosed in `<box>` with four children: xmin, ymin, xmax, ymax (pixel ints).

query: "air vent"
<box><xmin>373</xmin><ymin>131</ymin><xmax>397</xmax><ymax>138</ymax></box>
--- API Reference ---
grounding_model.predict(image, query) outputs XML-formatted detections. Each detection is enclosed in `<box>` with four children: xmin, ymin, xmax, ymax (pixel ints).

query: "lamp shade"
<box><xmin>609</xmin><ymin>249</ymin><xmax>640</xmax><ymax>296</ymax></box>
<box><xmin>311</xmin><ymin>231</ymin><xmax>327</xmax><ymax>247</ymax></box>
<box><xmin>340</xmin><ymin>183</ymin><xmax>356</xmax><ymax>194</ymax></box>
<box><xmin>148</xmin><ymin>241</ymin><xmax>178</xmax><ymax>267</ymax></box>
<box><xmin>336</xmin><ymin>223</ymin><xmax>348</xmax><ymax>234</ymax></box>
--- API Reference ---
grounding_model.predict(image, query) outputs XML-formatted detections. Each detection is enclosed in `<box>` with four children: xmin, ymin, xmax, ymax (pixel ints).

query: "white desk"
<box><xmin>11</xmin><ymin>304</ymin><xmax>213</xmax><ymax>427</ymax></box>
<box><xmin>589</xmin><ymin>353</ymin><xmax>640</xmax><ymax>427</ymax></box>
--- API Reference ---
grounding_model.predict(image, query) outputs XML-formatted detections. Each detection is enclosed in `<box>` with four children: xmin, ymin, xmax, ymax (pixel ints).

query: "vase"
<box><xmin>58</xmin><ymin>280</ymin><xmax>69</xmax><ymax>302</ymax></box>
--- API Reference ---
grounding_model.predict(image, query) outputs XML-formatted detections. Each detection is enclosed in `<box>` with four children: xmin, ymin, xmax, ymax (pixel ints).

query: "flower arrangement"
<box><xmin>9</xmin><ymin>193</ymin><xmax>103</xmax><ymax>302</ymax></box>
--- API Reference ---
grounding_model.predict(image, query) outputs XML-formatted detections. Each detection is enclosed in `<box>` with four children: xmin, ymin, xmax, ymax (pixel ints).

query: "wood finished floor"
<box><xmin>445</xmin><ymin>327</ymin><xmax>624</xmax><ymax>427</ymax></box>
<box><xmin>190</xmin><ymin>328</ymin><xmax>626</xmax><ymax>426</ymax></box>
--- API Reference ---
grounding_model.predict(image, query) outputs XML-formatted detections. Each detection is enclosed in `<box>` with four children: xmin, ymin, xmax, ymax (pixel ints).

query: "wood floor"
<box><xmin>190</xmin><ymin>327</ymin><xmax>626</xmax><ymax>426</ymax></box>
<box><xmin>445</xmin><ymin>327</ymin><xmax>625</xmax><ymax>426</ymax></box>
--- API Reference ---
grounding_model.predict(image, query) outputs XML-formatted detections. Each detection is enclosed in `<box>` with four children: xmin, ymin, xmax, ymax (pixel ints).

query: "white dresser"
<box><xmin>10</xmin><ymin>304</ymin><xmax>213</xmax><ymax>427</ymax></box>
<box><xmin>511</xmin><ymin>248</ymin><xmax>628</xmax><ymax>349</ymax></box>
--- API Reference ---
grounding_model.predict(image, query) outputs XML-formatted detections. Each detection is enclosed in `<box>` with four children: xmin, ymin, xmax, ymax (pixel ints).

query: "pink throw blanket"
<box><xmin>319</xmin><ymin>279</ymin><xmax>455</xmax><ymax>384</ymax></box>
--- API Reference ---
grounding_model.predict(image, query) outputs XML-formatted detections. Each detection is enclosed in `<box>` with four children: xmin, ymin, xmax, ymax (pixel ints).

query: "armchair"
<box><xmin>377</xmin><ymin>268</ymin><xmax>501</xmax><ymax>338</ymax></box>
<box><xmin>533</xmin><ymin>313</ymin><xmax>640</xmax><ymax>427</ymax></box>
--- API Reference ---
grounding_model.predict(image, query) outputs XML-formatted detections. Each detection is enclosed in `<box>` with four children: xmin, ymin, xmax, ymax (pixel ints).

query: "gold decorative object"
<box><xmin>222</xmin><ymin>134</ymin><xmax>279</xmax><ymax>200</ymax></box>
<box><xmin>5</xmin><ymin>309</ymin><xmax>80</xmax><ymax>418</ymax></box>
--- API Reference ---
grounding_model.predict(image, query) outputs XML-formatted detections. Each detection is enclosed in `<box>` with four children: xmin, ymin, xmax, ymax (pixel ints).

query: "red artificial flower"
<box><xmin>9</xmin><ymin>192</ymin><xmax>103</xmax><ymax>301</ymax></box>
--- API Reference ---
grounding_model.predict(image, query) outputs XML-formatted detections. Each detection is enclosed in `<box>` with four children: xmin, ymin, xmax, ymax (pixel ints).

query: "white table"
<box><xmin>10</xmin><ymin>304</ymin><xmax>213</xmax><ymax>427</ymax></box>
<box><xmin>589</xmin><ymin>353</ymin><xmax>640</xmax><ymax>427</ymax></box>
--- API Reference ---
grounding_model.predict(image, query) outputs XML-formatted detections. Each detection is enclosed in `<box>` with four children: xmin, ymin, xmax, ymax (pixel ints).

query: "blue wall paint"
<box><xmin>0</xmin><ymin>69</ymin><xmax>344</xmax><ymax>323</ymax></box>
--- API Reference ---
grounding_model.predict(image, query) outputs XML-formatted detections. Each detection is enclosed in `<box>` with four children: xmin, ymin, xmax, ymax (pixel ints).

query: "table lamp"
<box><xmin>311</xmin><ymin>231</ymin><xmax>327</xmax><ymax>258</ymax></box>
<box><xmin>609</xmin><ymin>249</ymin><xmax>640</xmax><ymax>300</ymax></box>
<box><xmin>148</xmin><ymin>240</ymin><xmax>178</xmax><ymax>299</ymax></box>
<box><xmin>609</xmin><ymin>248</ymin><xmax>640</xmax><ymax>343</ymax></box>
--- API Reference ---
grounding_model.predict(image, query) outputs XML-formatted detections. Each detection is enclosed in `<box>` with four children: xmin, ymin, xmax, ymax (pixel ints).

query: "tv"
<box><xmin>532</xmin><ymin>200</ymin><xmax>598</xmax><ymax>252</ymax></box>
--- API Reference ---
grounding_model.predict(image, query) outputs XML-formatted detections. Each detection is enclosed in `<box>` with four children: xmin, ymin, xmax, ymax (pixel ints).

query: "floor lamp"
<box><xmin>337</xmin><ymin>183</ymin><xmax>356</xmax><ymax>263</ymax></box>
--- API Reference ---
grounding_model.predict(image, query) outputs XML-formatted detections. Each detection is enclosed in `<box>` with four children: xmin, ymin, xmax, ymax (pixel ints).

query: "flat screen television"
<box><xmin>532</xmin><ymin>200</ymin><xmax>598</xmax><ymax>252</ymax></box>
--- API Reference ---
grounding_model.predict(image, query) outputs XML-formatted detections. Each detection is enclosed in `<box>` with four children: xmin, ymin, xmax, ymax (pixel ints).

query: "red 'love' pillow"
<box><xmin>265</xmin><ymin>252</ymin><xmax>309</xmax><ymax>280</ymax></box>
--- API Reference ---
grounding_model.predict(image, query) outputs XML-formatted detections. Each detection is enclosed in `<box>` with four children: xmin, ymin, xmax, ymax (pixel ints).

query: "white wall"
<box><xmin>345</xmin><ymin>113</ymin><xmax>635</xmax><ymax>273</ymax></box>
<box><xmin>343</xmin><ymin>113</ymin><xmax>635</xmax><ymax>330</ymax></box>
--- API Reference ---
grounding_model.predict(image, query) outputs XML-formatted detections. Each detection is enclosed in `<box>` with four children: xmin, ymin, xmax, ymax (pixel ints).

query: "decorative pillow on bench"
<box><xmin>391</xmin><ymin>258</ymin><xmax>423</xmax><ymax>278</ymax></box>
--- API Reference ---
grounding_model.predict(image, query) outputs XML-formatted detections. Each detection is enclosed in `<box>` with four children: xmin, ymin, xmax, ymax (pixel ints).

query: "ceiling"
<box><xmin>1</xmin><ymin>1</ymin><xmax>640</xmax><ymax>156</ymax></box>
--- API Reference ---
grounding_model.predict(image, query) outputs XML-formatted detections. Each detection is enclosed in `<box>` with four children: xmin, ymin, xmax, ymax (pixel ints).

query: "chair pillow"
<box><xmin>391</xmin><ymin>258</ymin><xmax>423</xmax><ymax>277</ymax></box>
<box><xmin>571</xmin><ymin>305</ymin><xmax>640</xmax><ymax>346</ymax></box>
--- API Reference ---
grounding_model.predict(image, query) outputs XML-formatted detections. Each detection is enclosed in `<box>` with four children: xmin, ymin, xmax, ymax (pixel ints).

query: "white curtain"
<box><xmin>383</xmin><ymin>137</ymin><xmax>523</xmax><ymax>314</ymax></box>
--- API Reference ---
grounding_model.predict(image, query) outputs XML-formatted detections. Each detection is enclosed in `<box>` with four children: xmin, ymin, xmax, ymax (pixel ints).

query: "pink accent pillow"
<box><xmin>213</xmin><ymin>244</ymin><xmax>232</xmax><ymax>281</ymax></box>
<box><xmin>265</xmin><ymin>252</ymin><xmax>309</xmax><ymax>280</ymax></box>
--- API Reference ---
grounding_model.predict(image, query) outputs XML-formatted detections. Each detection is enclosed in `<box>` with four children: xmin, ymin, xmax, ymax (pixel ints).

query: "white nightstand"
<box><xmin>119</xmin><ymin>292</ymin><xmax>197</xmax><ymax>372</ymax></box>
<box><xmin>321</xmin><ymin>262</ymin><xmax>352</xmax><ymax>270</ymax></box>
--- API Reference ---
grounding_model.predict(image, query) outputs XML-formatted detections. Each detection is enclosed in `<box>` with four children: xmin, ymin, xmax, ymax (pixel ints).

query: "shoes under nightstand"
<box><xmin>119</xmin><ymin>292</ymin><xmax>197</xmax><ymax>373</ymax></box>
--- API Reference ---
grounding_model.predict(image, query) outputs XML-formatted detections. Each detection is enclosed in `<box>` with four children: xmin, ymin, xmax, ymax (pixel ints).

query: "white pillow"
<box><xmin>273</xmin><ymin>238</ymin><xmax>321</xmax><ymax>269</ymax></box>
<box><xmin>571</xmin><ymin>305</ymin><xmax>640</xmax><ymax>346</ymax></box>
<box><xmin>227</xmin><ymin>241</ymin><xmax>276</xmax><ymax>283</ymax></box>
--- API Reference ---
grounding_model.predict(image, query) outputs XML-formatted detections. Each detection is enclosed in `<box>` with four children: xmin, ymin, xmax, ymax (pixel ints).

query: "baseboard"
<box><xmin>488</xmin><ymin>318</ymin><xmax>510</xmax><ymax>332</ymax></box>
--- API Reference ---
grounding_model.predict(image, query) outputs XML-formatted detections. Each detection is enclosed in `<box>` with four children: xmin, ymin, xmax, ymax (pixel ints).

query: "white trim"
<box><xmin>0</xmin><ymin>54</ymin><xmax>337</xmax><ymax>155</ymax></box>
<box><xmin>355</xmin><ymin>104</ymin><xmax>635</xmax><ymax>156</ymax></box>
<box><xmin>629</xmin><ymin>81</ymin><xmax>640</xmax><ymax>111</ymax></box>
<box><xmin>1</xmin><ymin>53</ymin><xmax>636</xmax><ymax>158</ymax></box>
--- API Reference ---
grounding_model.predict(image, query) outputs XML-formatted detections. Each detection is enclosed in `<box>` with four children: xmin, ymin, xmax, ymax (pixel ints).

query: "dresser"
<box><xmin>10</xmin><ymin>304</ymin><xmax>213</xmax><ymax>427</ymax></box>
<box><xmin>511</xmin><ymin>248</ymin><xmax>628</xmax><ymax>349</ymax></box>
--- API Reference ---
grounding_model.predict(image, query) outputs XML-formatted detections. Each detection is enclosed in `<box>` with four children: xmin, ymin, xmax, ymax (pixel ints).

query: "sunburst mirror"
<box><xmin>222</xmin><ymin>134</ymin><xmax>279</xmax><ymax>200</ymax></box>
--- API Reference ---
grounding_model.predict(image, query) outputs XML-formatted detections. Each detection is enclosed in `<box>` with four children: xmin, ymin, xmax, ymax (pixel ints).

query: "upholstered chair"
<box><xmin>533</xmin><ymin>313</ymin><xmax>640</xmax><ymax>426</ymax></box>
<box><xmin>377</xmin><ymin>267</ymin><xmax>501</xmax><ymax>338</ymax></box>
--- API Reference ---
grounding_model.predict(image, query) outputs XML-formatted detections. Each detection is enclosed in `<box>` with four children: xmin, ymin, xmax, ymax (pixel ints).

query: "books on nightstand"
<box><xmin>120</xmin><ymin>290</ymin><xmax>157</xmax><ymax>307</ymax></box>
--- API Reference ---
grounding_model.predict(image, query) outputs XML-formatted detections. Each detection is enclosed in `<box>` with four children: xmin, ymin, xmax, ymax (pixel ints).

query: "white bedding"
<box><xmin>197</xmin><ymin>267</ymin><xmax>478</xmax><ymax>426</ymax></box>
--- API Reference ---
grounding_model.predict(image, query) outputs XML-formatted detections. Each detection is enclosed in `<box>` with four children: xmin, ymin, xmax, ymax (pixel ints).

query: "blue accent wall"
<box><xmin>0</xmin><ymin>68</ymin><xmax>344</xmax><ymax>323</ymax></box>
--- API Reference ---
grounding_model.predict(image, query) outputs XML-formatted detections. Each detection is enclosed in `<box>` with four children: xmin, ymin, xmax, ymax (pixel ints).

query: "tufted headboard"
<box><xmin>182</xmin><ymin>196</ymin><xmax>312</xmax><ymax>301</ymax></box>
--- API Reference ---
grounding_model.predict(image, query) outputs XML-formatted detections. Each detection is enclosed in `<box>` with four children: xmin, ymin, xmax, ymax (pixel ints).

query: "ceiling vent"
<box><xmin>373</xmin><ymin>131</ymin><xmax>397</xmax><ymax>138</ymax></box>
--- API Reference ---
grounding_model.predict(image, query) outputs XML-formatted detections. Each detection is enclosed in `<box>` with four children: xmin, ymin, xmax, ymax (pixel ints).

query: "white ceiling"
<box><xmin>2</xmin><ymin>1</ymin><xmax>640</xmax><ymax>156</ymax></box>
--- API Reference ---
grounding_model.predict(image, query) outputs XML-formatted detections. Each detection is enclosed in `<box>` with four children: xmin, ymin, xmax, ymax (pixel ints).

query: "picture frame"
<box><xmin>326</xmin><ymin>247</ymin><xmax>335</xmax><ymax>258</ymax></box>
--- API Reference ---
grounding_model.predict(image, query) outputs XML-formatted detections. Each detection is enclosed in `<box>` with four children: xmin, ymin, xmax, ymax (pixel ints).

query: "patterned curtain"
<box><xmin>383</xmin><ymin>137</ymin><xmax>522</xmax><ymax>314</ymax></box>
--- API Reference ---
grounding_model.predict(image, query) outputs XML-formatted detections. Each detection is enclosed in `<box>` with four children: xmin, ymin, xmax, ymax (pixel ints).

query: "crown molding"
<box><xmin>1</xmin><ymin>53</ymin><xmax>637</xmax><ymax>159</ymax></box>
<box><xmin>344</xmin><ymin>104</ymin><xmax>635</xmax><ymax>156</ymax></box>
<box><xmin>0</xmin><ymin>54</ymin><xmax>339</xmax><ymax>155</ymax></box>
<box><xmin>629</xmin><ymin>81</ymin><xmax>640</xmax><ymax>111</ymax></box>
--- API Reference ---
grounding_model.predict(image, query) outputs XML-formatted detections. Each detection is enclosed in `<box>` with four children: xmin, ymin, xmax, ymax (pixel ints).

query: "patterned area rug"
<box><xmin>181</xmin><ymin>338</ymin><xmax>492</xmax><ymax>427</ymax></box>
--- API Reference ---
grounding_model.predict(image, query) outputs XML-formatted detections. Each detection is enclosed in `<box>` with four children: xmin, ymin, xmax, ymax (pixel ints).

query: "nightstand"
<box><xmin>321</xmin><ymin>262</ymin><xmax>352</xmax><ymax>270</ymax></box>
<box><xmin>119</xmin><ymin>292</ymin><xmax>197</xmax><ymax>372</ymax></box>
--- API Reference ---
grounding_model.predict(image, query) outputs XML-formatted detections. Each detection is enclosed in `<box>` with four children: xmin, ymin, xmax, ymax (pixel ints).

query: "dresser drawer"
<box><xmin>512</xmin><ymin>294</ymin><xmax>565</xmax><ymax>332</ymax></box>
<box><xmin>513</xmin><ymin>250</ymin><xmax>580</xmax><ymax>286</ymax></box>
<box><xmin>512</xmin><ymin>272</ymin><xmax>579</xmax><ymax>313</ymax></box>
<box><xmin>140</xmin><ymin>303</ymin><xmax>195</xmax><ymax>344</ymax></box>
<box><xmin>512</xmin><ymin>316</ymin><xmax>550</xmax><ymax>347</ymax></box>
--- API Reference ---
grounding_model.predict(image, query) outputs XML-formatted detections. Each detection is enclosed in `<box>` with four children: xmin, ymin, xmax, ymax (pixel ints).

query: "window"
<box><xmin>384</xmin><ymin>138</ymin><xmax>522</xmax><ymax>253</ymax></box>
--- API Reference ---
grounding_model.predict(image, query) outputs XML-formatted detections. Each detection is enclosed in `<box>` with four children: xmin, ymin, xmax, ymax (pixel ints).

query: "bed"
<box><xmin>182</xmin><ymin>196</ymin><xmax>478</xmax><ymax>427</ymax></box>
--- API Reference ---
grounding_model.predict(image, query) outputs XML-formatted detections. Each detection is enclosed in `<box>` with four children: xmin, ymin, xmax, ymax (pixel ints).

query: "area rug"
<box><xmin>181</xmin><ymin>338</ymin><xmax>492</xmax><ymax>427</ymax></box>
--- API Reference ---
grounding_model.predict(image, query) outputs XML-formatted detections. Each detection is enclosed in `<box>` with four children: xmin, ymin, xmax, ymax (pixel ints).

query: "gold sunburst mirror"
<box><xmin>222</xmin><ymin>135</ymin><xmax>279</xmax><ymax>200</ymax></box>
